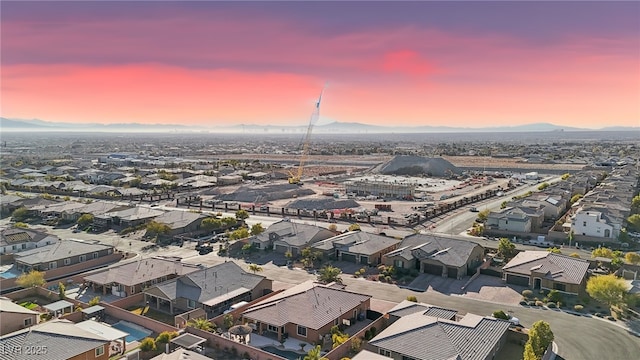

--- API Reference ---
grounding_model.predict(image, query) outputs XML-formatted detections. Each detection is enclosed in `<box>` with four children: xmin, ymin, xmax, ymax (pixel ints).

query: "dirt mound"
<box><xmin>286</xmin><ymin>198</ymin><xmax>360</xmax><ymax>210</ymax></box>
<box><xmin>375</xmin><ymin>155</ymin><xmax>461</xmax><ymax>177</ymax></box>
<box><xmin>218</xmin><ymin>184</ymin><xmax>315</xmax><ymax>203</ymax></box>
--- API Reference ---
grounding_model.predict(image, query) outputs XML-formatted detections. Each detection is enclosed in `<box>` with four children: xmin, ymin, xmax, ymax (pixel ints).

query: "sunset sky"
<box><xmin>2</xmin><ymin>1</ymin><xmax>639</xmax><ymax>129</ymax></box>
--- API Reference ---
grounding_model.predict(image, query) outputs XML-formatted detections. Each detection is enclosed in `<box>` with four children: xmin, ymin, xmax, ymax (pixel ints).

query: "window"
<box><xmin>93</xmin><ymin>252</ymin><xmax>99</xmax><ymax>259</ymax></box>
<box><xmin>297</xmin><ymin>325</ymin><xmax>307</xmax><ymax>337</ymax></box>
<box><xmin>49</xmin><ymin>262</ymin><xmax>57</xmax><ymax>269</ymax></box>
<box><xmin>379</xmin><ymin>349</ymin><xmax>391</xmax><ymax>357</ymax></box>
<box><xmin>21</xmin><ymin>244</ymin><xmax>26</xmax><ymax>249</ymax></box>
<box><xmin>130</xmin><ymin>286</ymin><xmax>136</xmax><ymax>294</ymax></box>
<box><xmin>64</xmin><ymin>258</ymin><xmax>71</xmax><ymax>265</ymax></box>
<box><xmin>583</xmin><ymin>221</ymin><xmax>587</xmax><ymax>227</ymax></box>
<box><xmin>553</xmin><ymin>283</ymin><xmax>566</xmax><ymax>291</ymax></box>
<box><xmin>267</xmin><ymin>324</ymin><xmax>279</xmax><ymax>332</ymax></box>
<box><xmin>79</xmin><ymin>255</ymin><xmax>87</xmax><ymax>262</ymax></box>
<box><xmin>12</xmin><ymin>245</ymin><xmax>17</xmax><ymax>251</ymax></box>
<box><xmin>394</xmin><ymin>260</ymin><xmax>404</xmax><ymax>268</ymax></box>
<box><xmin>187</xmin><ymin>299</ymin><xmax>196</xmax><ymax>309</ymax></box>
<box><xmin>95</xmin><ymin>345</ymin><xmax>104</xmax><ymax>357</ymax></box>
<box><xmin>24</xmin><ymin>318</ymin><xmax>33</xmax><ymax>327</ymax></box>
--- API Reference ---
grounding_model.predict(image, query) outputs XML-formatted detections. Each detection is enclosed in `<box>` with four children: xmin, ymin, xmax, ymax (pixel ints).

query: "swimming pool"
<box><xmin>111</xmin><ymin>321</ymin><xmax>152</xmax><ymax>343</ymax></box>
<box><xmin>261</xmin><ymin>346</ymin><xmax>304</xmax><ymax>360</ymax></box>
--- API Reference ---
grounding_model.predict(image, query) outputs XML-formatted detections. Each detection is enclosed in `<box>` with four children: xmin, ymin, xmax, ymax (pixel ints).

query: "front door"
<box><xmin>534</xmin><ymin>278</ymin><xmax>541</xmax><ymax>289</ymax></box>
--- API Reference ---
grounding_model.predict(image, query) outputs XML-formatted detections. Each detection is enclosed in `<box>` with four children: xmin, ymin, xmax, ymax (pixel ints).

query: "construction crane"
<box><xmin>288</xmin><ymin>87</ymin><xmax>325</xmax><ymax>185</ymax></box>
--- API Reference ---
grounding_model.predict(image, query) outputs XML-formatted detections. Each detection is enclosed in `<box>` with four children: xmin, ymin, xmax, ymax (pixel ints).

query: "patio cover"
<box><xmin>44</xmin><ymin>300</ymin><xmax>74</xmax><ymax>314</ymax></box>
<box><xmin>81</xmin><ymin>305</ymin><xmax>105</xmax><ymax>316</ymax></box>
<box><xmin>170</xmin><ymin>333</ymin><xmax>206</xmax><ymax>350</ymax></box>
<box><xmin>75</xmin><ymin>320</ymin><xmax>128</xmax><ymax>341</ymax></box>
<box><xmin>202</xmin><ymin>287</ymin><xmax>250</xmax><ymax>307</ymax></box>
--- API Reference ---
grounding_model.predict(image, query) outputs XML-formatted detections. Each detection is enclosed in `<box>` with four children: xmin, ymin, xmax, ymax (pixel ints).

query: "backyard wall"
<box><xmin>100</xmin><ymin>302</ymin><xmax>178</xmax><ymax>335</ymax></box>
<box><xmin>109</xmin><ymin>292</ymin><xmax>145</xmax><ymax>309</ymax></box>
<box><xmin>186</xmin><ymin>326</ymin><xmax>286</xmax><ymax>360</ymax></box>
<box><xmin>324</xmin><ymin>315</ymin><xmax>388</xmax><ymax>360</ymax></box>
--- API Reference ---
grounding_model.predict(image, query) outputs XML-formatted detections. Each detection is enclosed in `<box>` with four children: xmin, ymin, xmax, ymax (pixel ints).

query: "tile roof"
<box><xmin>0</xmin><ymin>227</ymin><xmax>56</xmax><ymax>247</ymax></box>
<box><xmin>153</xmin><ymin>211</ymin><xmax>206</xmax><ymax>230</ymax></box>
<box><xmin>317</xmin><ymin>231</ymin><xmax>402</xmax><ymax>256</ymax></box>
<box><xmin>503</xmin><ymin>251</ymin><xmax>590</xmax><ymax>285</ymax></box>
<box><xmin>0</xmin><ymin>320</ymin><xmax>108</xmax><ymax>360</ymax></box>
<box><xmin>0</xmin><ymin>297</ymin><xmax>39</xmax><ymax>315</ymax></box>
<box><xmin>256</xmin><ymin>220</ymin><xmax>334</xmax><ymax>247</ymax></box>
<box><xmin>242</xmin><ymin>281</ymin><xmax>370</xmax><ymax>330</ymax></box>
<box><xmin>14</xmin><ymin>240</ymin><xmax>113</xmax><ymax>266</ymax></box>
<box><xmin>146</xmin><ymin>262</ymin><xmax>267</xmax><ymax>304</ymax></box>
<box><xmin>84</xmin><ymin>257</ymin><xmax>200</xmax><ymax>286</ymax></box>
<box><xmin>370</xmin><ymin>308</ymin><xmax>510</xmax><ymax>360</ymax></box>
<box><xmin>384</xmin><ymin>234</ymin><xmax>482</xmax><ymax>267</ymax></box>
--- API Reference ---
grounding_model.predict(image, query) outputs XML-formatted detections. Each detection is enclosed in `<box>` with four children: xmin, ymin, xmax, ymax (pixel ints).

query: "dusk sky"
<box><xmin>2</xmin><ymin>1</ymin><xmax>639</xmax><ymax>129</ymax></box>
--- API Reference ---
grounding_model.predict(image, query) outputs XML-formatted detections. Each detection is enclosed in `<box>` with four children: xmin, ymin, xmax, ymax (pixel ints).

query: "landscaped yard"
<box><xmin>127</xmin><ymin>305</ymin><xmax>175</xmax><ymax>325</ymax></box>
<box><xmin>19</xmin><ymin>301</ymin><xmax>39</xmax><ymax>310</ymax></box>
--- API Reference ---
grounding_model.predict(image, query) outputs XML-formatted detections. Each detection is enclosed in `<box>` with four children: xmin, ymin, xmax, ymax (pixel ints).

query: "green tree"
<box><xmin>77</xmin><ymin>213</ymin><xmax>94</xmax><ymax>227</ymax></box>
<box><xmin>304</xmin><ymin>345</ymin><xmax>328</xmax><ymax>360</ymax></box>
<box><xmin>569</xmin><ymin>253</ymin><xmax>581</xmax><ymax>258</ymax></box>
<box><xmin>631</xmin><ymin>194</ymin><xmax>640</xmax><ymax>213</ymax></box>
<box><xmin>14</xmin><ymin>222</ymin><xmax>28</xmax><ymax>228</ymax></box>
<box><xmin>561</xmin><ymin>173</ymin><xmax>570</xmax><ymax>180</ymax></box>
<box><xmin>547</xmin><ymin>247</ymin><xmax>561</xmax><ymax>254</ymax></box>
<box><xmin>591</xmin><ymin>247</ymin><xmax>614</xmax><ymax>259</ymax></box>
<box><xmin>406</xmin><ymin>296</ymin><xmax>417</xmax><ymax>302</ymax></box>
<box><xmin>235</xmin><ymin>209</ymin><xmax>249</xmax><ymax>220</ymax></box>
<box><xmin>16</xmin><ymin>270</ymin><xmax>45</xmax><ymax>288</ymax></box>
<box><xmin>88</xmin><ymin>296</ymin><xmax>101</xmax><ymax>306</ymax></box>
<box><xmin>146</xmin><ymin>221</ymin><xmax>171</xmax><ymax>236</ymax></box>
<box><xmin>328</xmin><ymin>224</ymin><xmax>338</xmax><ymax>232</ymax></box>
<box><xmin>537</xmin><ymin>182</ymin><xmax>549</xmax><ymax>190</ymax></box>
<box><xmin>187</xmin><ymin>318</ymin><xmax>214</xmax><ymax>332</ymax></box>
<box><xmin>478</xmin><ymin>209</ymin><xmax>490</xmax><ymax>222</ymax></box>
<box><xmin>58</xmin><ymin>282</ymin><xmax>66</xmax><ymax>299</ymax></box>
<box><xmin>250</xmin><ymin>223</ymin><xmax>265</xmax><ymax>236</ymax></box>
<box><xmin>201</xmin><ymin>217</ymin><xmax>222</xmax><ymax>230</ymax></box>
<box><xmin>348</xmin><ymin>223</ymin><xmax>361</xmax><ymax>231</ymax></box>
<box><xmin>627</xmin><ymin>214</ymin><xmax>640</xmax><ymax>232</ymax></box>
<box><xmin>570</xmin><ymin>194</ymin><xmax>583</xmax><ymax>204</ymax></box>
<box><xmin>523</xmin><ymin>342</ymin><xmax>537</xmax><ymax>360</ymax></box>
<box><xmin>625</xmin><ymin>252</ymin><xmax>640</xmax><ymax>265</ymax></box>
<box><xmin>156</xmin><ymin>331</ymin><xmax>178</xmax><ymax>344</ymax></box>
<box><xmin>221</xmin><ymin>216</ymin><xmax>237</xmax><ymax>227</ymax></box>
<box><xmin>139</xmin><ymin>337</ymin><xmax>156</xmax><ymax>351</ymax></box>
<box><xmin>317</xmin><ymin>265</ymin><xmax>342</xmax><ymax>284</ymax></box>
<box><xmin>223</xmin><ymin>313</ymin><xmax>234</xmax><ymax>329</ymax></box>
<box><xmin>500</xmin><ymin>201</ymin><xmax>508</xmax><ymax>209</ymax></box>
<box><xmin>492</xmin><ymin>310</ymin><xmax>509</xmax><ymax>320</ymax></box>
<box><xmin>498</xmin><ymin>238</ymin><xmax>516</xmax><ymax>258</ymax></box>
<box><xmin>230</xmin><ymin>227</ymin><xmax>250</xmax><ymax>240</ymax></box>
<box><xmin>248</xmin><ymin>264</ymin><xmax>263</xmax><ymax>274</ymax></box>
<box><xmin>526</xmin><ymin>320</ymin><xmax>554</xmax><ymax>359</ymax></box>
<box><xmin>586</xmin><ymin>274</ymin><xmax>628</xmax><ymax>308</ymax></box>
<box><xmin>11</xmin><ymin>207</ymin><xmax>29</xmax><ymax>222</ymax></box>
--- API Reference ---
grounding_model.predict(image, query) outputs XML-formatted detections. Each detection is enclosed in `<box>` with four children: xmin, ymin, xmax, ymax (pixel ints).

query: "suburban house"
<box><xmin>249</xmin><ymin>220</ymin><xmax>335</xmax><ymax>256</ymax></box>
<box><xmin>485</xmin><ymin>206</ymin><xmax>535</xmax><ymax>233</ymax></box>
<box><xmin>0</xmin><ymin>227</ymin><xmax>59</xmax><ymax>255</ymax></box>
<box><xmin>14</xmin><ymin>240</ymin><xmax>115</xmax><ymax>272</ymax></box>
<box><xmin>502</xmin><ymin>251</ymin><xmax>590</xmax><ymax>295</ymax></box>
<box><xmin>521</xmin><ymin>195</ymin><xmax>567</xmax><ymax>220</ymax></box>
<box><xmin>382</xmin><ymin>234</ymin><xmax>485</xmax><ymax>279</ymax></box>
<box><xmin>38</xmin><ymin>201</ymin><xmax>87</xmax><ymax>221</ymax></box>
<box><xmin>0</xmin><ymin>297</ymin><xmax>40</xmax><ymax>336</ymax></box>
<box><xmin>144</xmin><ymin>261</ymin><xmax>272</xmax><ymax>318</ymax></box>
<box><xmin>0</xmin><ymin>319</ymin><xmax>110</xmax><ymax>360</ymax></box>
<box><xmin>366</xmin><ymin>300</ymin><xmax>510</xmax><ymax>360</ymax></box>
<box><xmin>311</xmin><ymin>231</ymin><xmax>401</xmax><ymax>266</ymax></box>
<box><xmin>94</xmin><ymin>206</ymin><xmax>164</xmax><ymax>230</ymax></box>
<box><xmin>241</xmin><ymin>281</ymin><xmax>371</xmax><ymax>344</ymax></box>
<box><xmin>570</xmin><ymin>207</ymin><xmax>620</xmax><ymax>239</ymax></box>
<box><xmin>83</xmin><ymin>257</ymin><xmax>201</xmax><ymax>298</ymax></box>
<box><xmin>151</xmin><ymin>210</ymin><xmax>206</xmax><ymax>236</ymax></box>
<box><xmin>66</xmin><ymin>201</ymin><xmax>126</xmax><ymax>222</ymax></box>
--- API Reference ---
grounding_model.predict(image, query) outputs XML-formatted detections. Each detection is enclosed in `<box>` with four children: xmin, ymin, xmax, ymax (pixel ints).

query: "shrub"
<box><xmin>406</xmin><ymin>296</ymin><xmax>418</xmax><ymax>302</ymax></box>
<box><xmin>574</xmin><ymin>305</ymin><xmax>584</xmax><ymax>312</ymax></box>
<box><xmin>492</xmin><ymin>310</ymin><xmax>509</xmax><ymax>320</ymax></box>
<box><xmin>535</xmin><ymin>300</ymin><xmax>544</xmax><ymax>307</ymax></box>
<box><xmin>139</xmin><ymin>337</ymin><xmax>156</xmax><ymax>351</ymax></box>
<box><xmin>547</xmin><ymin>302</ymin><xmax>556</xmax><ymax>308</ymax></box>
<box><xmin>522</xmin><ymin>290</ymin><xmax>533</xmax><ymax>299</ymax></box>
<box><xmin>364</xmin><ymin>329</ymin><xmax>372</xmax><ymax>340</ymax></box>
<box><xmin>528</xmin><ymin>301</ymin><xmax>537</xmax><ymax>306</ymax></box>
<box><xmin>370</xmin><ymin>327</ymin><xmax>377</xmax><ymax>337</ymax></box>
<box><xmin>156</xmin><ymin>331</ymin><xmax>178</xmax><ymax>344</ymax></box>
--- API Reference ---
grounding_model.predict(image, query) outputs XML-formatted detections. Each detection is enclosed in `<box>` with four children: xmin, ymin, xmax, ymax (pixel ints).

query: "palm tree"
<box><xmin>187</xmin><ymin>318</ymin><xmax>213</xmax><ymax>332</ymax></box>
<box><xmin>317</xmin><ymin>265</ymin><xmax>342</xmax><ymax>284</ymax></box>
<box><xmin>248</xmin><ymin>264</ymin><xmax>263</xmax><ymax>274</ymax></box>
<box><xmin>303</xmin><ymin>345</ymin><xmax>328</xmax><ymax>360</ymax></box>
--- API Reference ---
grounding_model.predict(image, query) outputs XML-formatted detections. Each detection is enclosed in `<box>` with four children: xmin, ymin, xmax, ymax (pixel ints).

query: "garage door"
<box><xmin>506</xmin><ymin>274</ymin><xmax>530</xmax><ymax>286</ymax></box>
<box><xmin>359</xmin><ymin>256</ymin><xmax>369</xmax><ymax>265</ymax></box>
<box><xmin>275</xmin><ymin>244</ymin><xmax>288</xmax><ymax>253</ymax></box>
<box><xmin>341</xmin><ymin>253</ymin><xmax>357</xmax><ymax>263</ymax></box>
<box><xmin>423</xmin><ymin>263</ymin><xmax>442</xmax><ymax>275</ymax></box>
<box><xmin>447</xmin><ymin>267</ymin><xmax>458</xmax><ymax>278</ymax></box>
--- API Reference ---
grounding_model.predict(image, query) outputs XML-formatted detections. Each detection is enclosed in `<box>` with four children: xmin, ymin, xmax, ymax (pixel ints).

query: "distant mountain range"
<box><xmin>1</xmin><ymin>117</ymin><xmax>637</xmax><ymax>134</ymax></box>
